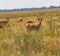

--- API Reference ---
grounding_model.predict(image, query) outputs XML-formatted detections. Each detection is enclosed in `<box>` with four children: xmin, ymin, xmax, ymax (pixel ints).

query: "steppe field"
<box><xmin>0</xmin><ymin>8</ymin><xmax>60</xmax><ymax>56</ymax></box>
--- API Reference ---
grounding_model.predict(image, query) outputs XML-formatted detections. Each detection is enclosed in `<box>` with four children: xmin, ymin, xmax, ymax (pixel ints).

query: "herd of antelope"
<box><xmin>0</xmin><ymin>17</ymin><xmax>42</xmax><ymax>31</ymax></box>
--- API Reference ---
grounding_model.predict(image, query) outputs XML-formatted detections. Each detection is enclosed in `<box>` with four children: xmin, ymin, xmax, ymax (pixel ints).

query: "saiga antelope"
<box><xmin>26</xmin><ymin>18</ymin><xmax>42</xmax><ymax>31</ymax></box>
<box><xmin>0</xmin><ymin>18</ymin><xmax>9</xmax><ymax>28</ymax></box>
<box><xmin>18</xmin><ymin>17</ymin><xmax>23</xmax><ymax>22</ymax></box>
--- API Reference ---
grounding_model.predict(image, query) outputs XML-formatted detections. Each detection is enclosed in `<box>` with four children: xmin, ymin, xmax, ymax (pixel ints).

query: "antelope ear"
<box><xmin>40</xmin><ymin>18</ymin><xmax>42</xmax><ymax>21</ymax></box>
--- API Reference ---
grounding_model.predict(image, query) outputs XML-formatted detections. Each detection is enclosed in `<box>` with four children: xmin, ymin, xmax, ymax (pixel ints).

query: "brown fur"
<box><xmin>0</xmin><ymin>18</ymin><xmax>9</xmax><ymax>28</ymax></box>
<box><xmin>27</xmin><ymin>20</ymin><xmax>34</xmax><ymax>23</ymax></box>
<box><xmin>18</xmin><ymin>17</ymin><xmax>23</xmax><ymax>22</ymax></box>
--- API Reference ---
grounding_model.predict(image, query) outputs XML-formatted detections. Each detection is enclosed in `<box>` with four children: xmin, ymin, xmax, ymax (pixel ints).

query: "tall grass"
<box><xmin>0</xmin><ymin>8</ymin><xmax>60</xmax><ymax>56</ymax></box>
<box><xmin>0</xmin><ymin>35</ymin><xmax>60</xmax><ymax>56</ymax></box>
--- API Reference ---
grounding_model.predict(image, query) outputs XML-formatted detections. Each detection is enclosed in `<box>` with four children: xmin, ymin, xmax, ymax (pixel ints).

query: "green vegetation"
<box><xmin>0</xmin><ymin>8</ymin><xmax>60</xmax><ymax>56</ymax></box>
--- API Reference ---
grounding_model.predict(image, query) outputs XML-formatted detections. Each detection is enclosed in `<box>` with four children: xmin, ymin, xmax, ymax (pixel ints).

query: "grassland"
<box><xmin>0</xmin><ymin>8</ymin><xmax>60</xmax><ymax>56</ymax></box>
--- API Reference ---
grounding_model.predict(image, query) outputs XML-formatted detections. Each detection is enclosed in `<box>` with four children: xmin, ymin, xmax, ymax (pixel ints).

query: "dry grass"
<box><xmin>0</xmin><ymin>8</ymin><xmax>60</xmax><ymax>56</ymax></box>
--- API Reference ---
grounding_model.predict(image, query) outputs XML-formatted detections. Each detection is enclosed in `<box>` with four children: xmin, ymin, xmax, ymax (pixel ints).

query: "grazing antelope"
<box><xmin>0</xmin><ymin>18</ymin><xmax>9</xmax><ymax>28</ymax></box>
<box><xmin>26</xmin><ymin>18</ymin><xmax>42</xmax><ymax>31</ymax></box>
<box><xmin>18</xmin><ymin>17</ymin><xmax>23</xmax><ymax>22</ymax></box>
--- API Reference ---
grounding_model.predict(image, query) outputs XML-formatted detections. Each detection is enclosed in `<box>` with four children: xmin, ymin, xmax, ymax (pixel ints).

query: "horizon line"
<box><xmin>0</xmin><ymin>5</ymin><xmax>60</xmax><ymax>10</ymax></box>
